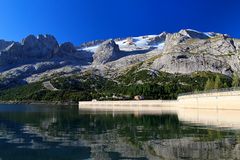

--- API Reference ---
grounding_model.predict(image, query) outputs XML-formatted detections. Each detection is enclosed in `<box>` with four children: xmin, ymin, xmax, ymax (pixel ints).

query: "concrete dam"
<box><xmin>79</xmin><ymin>89</ymin><xmax>240</xmax><ymax>110</ymax></box>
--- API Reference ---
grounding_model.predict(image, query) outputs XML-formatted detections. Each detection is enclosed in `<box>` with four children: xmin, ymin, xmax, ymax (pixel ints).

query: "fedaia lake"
<box><xmin>0</xmin><ymin>104</ymin><xmax>240</xmax><ymax>159</ymax></box>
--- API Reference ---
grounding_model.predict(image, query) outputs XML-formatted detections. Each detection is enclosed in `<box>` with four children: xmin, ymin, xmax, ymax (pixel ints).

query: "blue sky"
<box><xmin>0</xmin><ymin>0</ymin><xmax>240</xmax><ymax>45</ymax></box>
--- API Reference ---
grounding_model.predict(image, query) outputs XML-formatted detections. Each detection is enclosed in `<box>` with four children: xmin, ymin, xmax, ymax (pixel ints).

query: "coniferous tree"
<box><xmin>204</xmin><ymin>78</ymin><xmax>214</xmax><ymax>91</ymax></box>
<box><xmin>232</xmin><ymin>73</ymin><xmax>239</xmax><ymax>88</ymax></box>
<box><xmin>223</xmin><ymin>82</ymin><xmax>228</xmax><ymax>88</ymax></box>
<box><xmin>214</xmin><ymin>75</ymin><xmax>222</xmax><ymax>89</ymax></box>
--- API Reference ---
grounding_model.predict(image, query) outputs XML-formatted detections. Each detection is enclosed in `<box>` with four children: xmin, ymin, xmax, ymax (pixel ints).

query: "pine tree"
<box><xmin>214</xmin><ymin>75</ymin><xmax>222</xmax><ymax>89</ymax></box>
<box><xmin>204</xmin><ymin>78</ymin><xmax>214</xmax><ymax>91</ymax></box>
<box><xmin>223</xmin><ymin>82</ymin><xmax>228</xmax><ymax>88</ymax></box>
<box><xmin>232</xmin><ymin>73</ymin><xmax>239</xmax><ymax>88</ymax></box>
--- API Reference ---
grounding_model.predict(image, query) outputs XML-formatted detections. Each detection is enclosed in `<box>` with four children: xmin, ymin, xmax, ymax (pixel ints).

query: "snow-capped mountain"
<box><xmin>0</xmin><ymin>29</ymin><xmax>240</xmax><ymax>89</ymax></box>
<box><xmin>81</xmin><ymin>33</ymin><xmax>166</xmax><ymax>52</ymax></box>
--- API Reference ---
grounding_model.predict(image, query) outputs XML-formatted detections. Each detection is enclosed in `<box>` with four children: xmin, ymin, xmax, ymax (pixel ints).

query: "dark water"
<box><xmin>0</xmin><ymin>104</ymin><xmax>239</xmax><ymax>160</ymax></box>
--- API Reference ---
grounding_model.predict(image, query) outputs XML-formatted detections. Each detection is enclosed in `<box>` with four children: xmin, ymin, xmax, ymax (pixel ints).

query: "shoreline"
<box><xmin>2</xmin><ymin>90</ymin><xmax>240</xmax><ymax>109</ymax></box>
<box><xmin>0</xmin><ymin>100</ymin><xmax>78</xmax><ymax>106</ymax></box>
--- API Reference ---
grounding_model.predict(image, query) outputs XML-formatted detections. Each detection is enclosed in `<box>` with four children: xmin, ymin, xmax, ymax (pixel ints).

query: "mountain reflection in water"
<box><xmin>0</xmin><ymin>104</ymin><xmax>239</xmax><ymax>159</ymax></box>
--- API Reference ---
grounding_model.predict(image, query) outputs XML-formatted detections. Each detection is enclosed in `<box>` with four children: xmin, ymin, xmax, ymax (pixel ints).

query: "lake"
<box><xmin>0</xmin><ymin>104</ymin><xmax>239</xmax><ymax>159</ymax></box>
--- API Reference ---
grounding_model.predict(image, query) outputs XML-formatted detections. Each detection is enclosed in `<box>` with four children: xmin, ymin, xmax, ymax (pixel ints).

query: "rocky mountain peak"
<box><xmin>0</xmin><ymin>40</ymin><xmax>14</xmax><ymax>51</ymax></box>
<box><xmin>22</xmin><ymin>34</ymin><xmax>38</xmax><ymax>45</ymax></box>
<box><xmin>159</xmin><ymin>32</ymin><xmax>167</xmax><ymax>37</ymax></box>
<box><xmin>5</xmin><ymin>42</ymin><xmax>22</xmax><ymax>51</ymax></box>
<box><xmin>147</xmin><ymin>32</ymin><xmax>167</xmax><ymax>46</ymax></box>
<box><xmin>22</xmin><ymin>34</ymin><xmax>59</xmax><ymax>47</ymax></box>
<box><xmin>0</xmin><ymin>42</ymin><xmax>23</xmax><ymax>65</ymax></box>
<box><xmin>22</xmin><ymin>34</ymin><xmax>59</xmax><ymax>58</ymax></box>
<box><xmin>162</xmin><ymin>32</ymin><xmax>190</xmax><ymax>52</ymax></box>
<box><xmin>93</xmin><ymin>39</ymin><xmax>120</xmax><ymax>64</ymax></box>
<box><xmin>98</xmin><ymin>39</ymin><xmax>120</xmax><ymax>52</ymax></box>
<box><xmin>59</xmin><ymin>42</ymin><xmax>76</xmax><ymax>54</ymax></box>
<box><xmin>37</xmin><ymin>34</ymin><xmax>59</xmax><ymax>51</ymax></box>
<box><xmin>0</xmin><ymin>34</ymin><xmax>62</xmax><ymax>66</ymax></box>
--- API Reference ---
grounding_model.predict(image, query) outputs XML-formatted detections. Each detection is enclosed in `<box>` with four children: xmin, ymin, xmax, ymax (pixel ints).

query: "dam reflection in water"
<box><xmin>0</xmin><ymin>104</ymin><xmax>240</xmax><ymax>159</ymax></box>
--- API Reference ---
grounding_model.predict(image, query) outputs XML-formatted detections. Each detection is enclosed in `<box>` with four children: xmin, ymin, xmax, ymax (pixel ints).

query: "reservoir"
<box><xmin>0</xmin><ymin>104</ymin><xmax>240</xmax><ymax>159</ymax></box>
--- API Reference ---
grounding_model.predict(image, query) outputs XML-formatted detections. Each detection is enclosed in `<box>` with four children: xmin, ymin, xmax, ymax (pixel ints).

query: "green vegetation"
<box><xmin>0</xmin><ymin>82</ymin><xmax>43</xmax><ymax>101</ymax></box>
<box><xmin>204</xmin><ymin>78</ymin><xmax>215</xmax><ymax>91</ymax></box>
<box><xmin>0</xmin><ymin>81</ymin><xmax>92</xmax><ymax>102</ymax></box>
<box><xmin>0</xmin><ymin>67</ymin><xmax>234</xmax><ymax>103</ymax></box>
<box><xmin>214</xmin><ymin>75</ymin><xmax>222</xmax><ymax>89</ymax></box>
<box><xmin>204</xmin><ymin>74</ymin><xmax>230</xmax><ymax>91</ymax></box>
<box><xmin>232</xmin><ymin>73</ymin><xmax>240</xmax><ymax>88</ymax></box>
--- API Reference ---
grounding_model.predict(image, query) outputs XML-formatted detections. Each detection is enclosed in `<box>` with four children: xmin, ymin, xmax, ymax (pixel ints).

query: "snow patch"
<box><xmin>116</xmin><ymin>35</ymin><xmax>164</xmax><ymax>50</ymax></box>
<box><xmin>185</xmin><ymin>29</ymin><xmax>202</xmax><ymax>33</ymax></box>
<box><xmin>80</xmin><ymin>45</ymin><xmax>100</xmax><ymax>52</ymax></box>
<box><xmin>152</xmin><ymin>42</ymin><xmax>165</xmax><ymax>49</ymax></box>
<box><xmin>203</xmin><ymin>32</ymin><xmax>215</xmax><ymax>38</ymax></box>
<box><xmin>134</xmin><ymin>37</ymin><xmax>148</xmax><ymax>47</ymax></box>
<box><xmin>185</xmin><ymin>29</ymin><xmax>214</xmax><ymax>38</ymax></box>
<box><xmin>115</xmin><ymin>39</ymin><xmax>128</xmax><ymax>47</ymax></box>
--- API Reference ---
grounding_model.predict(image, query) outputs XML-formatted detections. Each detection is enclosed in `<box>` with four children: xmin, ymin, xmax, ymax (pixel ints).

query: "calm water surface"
<box><xmin>0</xmin><ymin>104</ymin><xmax>239</xmax><ymax>159</ymax></box>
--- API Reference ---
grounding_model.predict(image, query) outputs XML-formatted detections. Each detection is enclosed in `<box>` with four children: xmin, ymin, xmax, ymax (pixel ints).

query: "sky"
<box><xmin>0</xmin><ymin>0</ymin><xmax>240</xmax><ymax>45</ymax></box>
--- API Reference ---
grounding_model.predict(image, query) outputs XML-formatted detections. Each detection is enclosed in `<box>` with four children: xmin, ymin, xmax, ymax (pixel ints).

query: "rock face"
<box><xmin>22</xmin><ymin>34</ymin><xmax>59</xmax><ymax>58</ymax></box>
<box><xmin>151</xmin><ymin>52</ymin><xmax>233</xmax><ymax>76</ymax></box>
<box><xmin>148</xmin><ymin>32</ymin><xmax>166</xmax><ymax>46</ymax></box>
<box><xmin>0</xmin><ymin>34</ymin><xmax>82</xmax><ymax>87</ymax></box>
<box><xmin>59</xmin><ymin>42</ymin><xmax>76</xmax><ymax>55</ymax></box>
<box><xmin>0</xmin><ymin>42</ymin><xmax>23</xmax><ymax>65</ymax></box>
<box><xmin>0</xmin><ymin>34</ymin><xmax>60</xmax><ymax>66</ymax></box>
<box><xmin>154</xmin><ymin>32</ymin><xmax>238</xmax><ymax>76</ymax></box>
<box><xmin>1</xmin><ymin>29</ymin><xmax>240</xmax><ymax>88</ymax></box>
<box><xmin>0</xmin><ymin>40</ymin><xmax>14</xmax><ymax>51</ymax></box>
<box><xmin>93</xmin><ymin>40</ymin><xmax>120</xmax><ymax>64</ymax></box>
<box><xmin>163</xmin><ymin>33</ymin><xmax>234</xmax><ymax>54</ymax></box>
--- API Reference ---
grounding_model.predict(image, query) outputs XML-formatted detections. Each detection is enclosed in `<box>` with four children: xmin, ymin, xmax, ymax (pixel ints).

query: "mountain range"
<box><xmin>1</xmin><ymin>29</ymin><xmax>239</xmax><ymax>87</ymax></box>
<box><xmin>0</xmin><ymin>29</ymin><xmax>239</xmax><ymax>102</ymax></box>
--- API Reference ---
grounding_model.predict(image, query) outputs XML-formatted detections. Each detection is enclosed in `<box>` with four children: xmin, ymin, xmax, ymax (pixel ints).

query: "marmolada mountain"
<box><xmin>0</xmin><ymin>29</ymin><xmax>239</xmax><ymax>102</ymax></box>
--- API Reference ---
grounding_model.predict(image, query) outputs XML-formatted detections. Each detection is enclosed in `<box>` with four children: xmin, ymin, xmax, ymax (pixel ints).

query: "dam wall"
<box><xmin>178</xmin><ymin>90</ymin><xmax>240</xmax><ymax>110</ymax></box>
<box><xmin>79</xmin><ymin>90</ymin><xmax>240</xmax><ymax>110</ymax></box>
